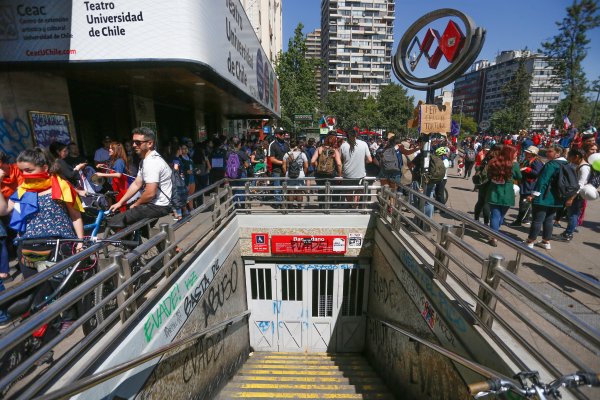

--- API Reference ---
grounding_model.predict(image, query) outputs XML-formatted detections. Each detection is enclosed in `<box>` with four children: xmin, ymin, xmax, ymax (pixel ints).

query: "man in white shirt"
<box><xmin>339</xmin><ymin>131</ymin><xmax>372</xmax><ymax>205</ymax></box>
<box><xmin>109</xmin><ymin>127</ymin><xmax>172</xmax><ymax>228</ymax></box>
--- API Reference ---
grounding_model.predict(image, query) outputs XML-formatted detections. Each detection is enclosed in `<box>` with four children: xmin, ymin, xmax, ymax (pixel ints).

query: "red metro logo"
<box><xmin>392</xmin><ymin>9</ymin><xmax>485</xmax><ymax>92</ymax></box>
<box><xmin>408</xmin><ymin>20</ymin><xmax>465</xmax><ymax>71</ymax></box>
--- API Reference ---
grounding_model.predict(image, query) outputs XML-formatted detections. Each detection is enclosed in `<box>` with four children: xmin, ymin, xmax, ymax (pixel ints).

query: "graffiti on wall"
<box><xmin>366</xmin><ymin>318</ymin><xmax>468</xmax><ymax>400</ymax></box>
<box><xmin>0</xmin><ymin>116</ymin><xmax>31</xmax><ymax>158</ymax></box>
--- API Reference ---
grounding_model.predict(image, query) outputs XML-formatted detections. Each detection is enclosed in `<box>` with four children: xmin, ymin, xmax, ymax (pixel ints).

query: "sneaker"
<box><xmin>522</xmin><ymin>221</ymin><xmax>531</xmax><ymax>227</ymax></box>
<box><xmin>0</xmin><ymin>310</ymin><xmax>11</xmax><ymax>328</ymax></box>
<box><xmin>525</xmin><ymin>241</ymin><xmax>535</xmax><ymax>249</ymax></box>
<box><xmin>536</xmin><ymin>241</ymin><xmax>551</xmax><ymax>250</ymax></box>
<box><xmin>553</xmin><ymin>222</ymin><xmax>562</xmax><ymax>228</ymax></box>
<box><xmin>487</xmin><ymin>238</ymin><xmax>498</xmax><ymax>247</ymax></box>
<box><xmin>559</xmin><ymin>232</ymin><xmax>573</xmax><ymax>241</ymax></box>
<box><xmin>509</xmin><ymin>221</ymin><xmax>522</xmax><ymax>227</ymax></box>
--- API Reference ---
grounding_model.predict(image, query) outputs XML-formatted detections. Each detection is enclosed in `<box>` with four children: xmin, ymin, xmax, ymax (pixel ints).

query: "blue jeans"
<box><xmin>411</xmin><ymin>181</ymin><xmax>435</xmax><ymax>230</ymax></box>
<box><xmin>489</xmin><ymin>205</ymin><xmax>509</xmax><ymax>232</ymax></box>
<box><xmin>271</xmin><ymin>171</ymin><xmax>283</xmax><ymax>203</ymax></box>
<box><xmin>565</xmin><ymin>197</ymin><xmax>584</xmax><ymax>235</ymax></box>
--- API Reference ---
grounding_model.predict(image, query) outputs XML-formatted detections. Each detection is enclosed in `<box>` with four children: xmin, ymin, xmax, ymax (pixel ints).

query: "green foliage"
<box><xmin>490</xmin><ymin>57</ymin><xmax>533</xmax><ymax>133</ymax></box>
<box><xmin>376</xmin><ymin>83</ymin><xmax>415</xmax><ymax>133</ymax></box>
<box><xmin>275</xmin><ymin>23</ymin><xmax>320</xmax><ymax>131</ymax></box>
<box><xmin>452</xmin><ymin>114</ymin><xmax>478</xmax><ymax>134</ymax></box>
<box><xmin>322</xmin><ymin>83</ymin><xmax>415</xmax><ymax>133</ymax></box>
<box><xmin>540</xmin><ymin>0</ymin><xmax>600</xmax><ymax>126</ymax></box>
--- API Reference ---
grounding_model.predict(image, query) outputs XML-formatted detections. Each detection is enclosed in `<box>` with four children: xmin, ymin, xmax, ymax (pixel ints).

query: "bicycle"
<box><xmin>469</xmin><ymin>371</ymin><xmax>600</xmax><ymax>399</ymax></box>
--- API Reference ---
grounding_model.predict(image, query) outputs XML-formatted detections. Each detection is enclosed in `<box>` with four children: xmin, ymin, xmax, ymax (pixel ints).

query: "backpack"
<box><xmin>381</xmin><ymin>147</ymin><xmax>400</xmax><ymax>173</ymax></box>
<box><xmin>466</xmin><ymin>149</ymin><xmax>476</xmax><ymax>162</ymax></box>
<box><xmin>305</xmin><ymin>146</ymin><xmax>316</xmax><ymax>172</ymax></box>
<box><xmin>211</xmin><ymin>148</ymin><xmax>226</xmax><ymax>169</ymax></box>
<box><xmin>554</xmin><ymin>162</ymin><xmax>580</xmax><ymax>201</ymax></box>
<box><xmin>472</xmin><ymin>161</ymin><xmax>490</xmax><ymax>186</ymax></box>
<box><xmin>225</xmin><ymin>151</ymin><xmax>242</xmax><ymax>179</ymax></box>
<box><xmin>286</xmin><ymin>152</ymin><xmax>302</xmax><ymax>179</ymax></box>
<box><xmin>152</xmin><ymin>156</ymin><xmax>188</xmax><ymax>209</ymax></box>
<box><xmin>424</xmin><ymin>155</ymin><xmax>446</xmax><ymax>183</ymax></box>
<box><xmin>588</xmin><ymin>168</ymin><xmax>600</xmax><ymax>189</ymax></box>
<box><xmin>316</xmin><ymin>147</ymin><xmax>336</xmax><ymax>175</ymax></box>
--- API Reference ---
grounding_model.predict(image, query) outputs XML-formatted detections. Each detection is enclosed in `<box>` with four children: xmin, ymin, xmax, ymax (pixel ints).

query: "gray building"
<box><xmin>473</xmin><ymin>50</ymin><xmax>561</xmax><ymax>131</ymax></box>
<box><xmin>320</xmin><ymin>0</ymin><xmax>395</xmax><ymax>99</ymax></box>
<box><xmin>306</xmin><ymin>29</ymin><xmax>322</xmax><ymax>102</ymax></box>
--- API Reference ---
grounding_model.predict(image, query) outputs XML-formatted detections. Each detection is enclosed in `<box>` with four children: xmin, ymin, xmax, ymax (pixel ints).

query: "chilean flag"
<box><xmin>563</xmin><ymin>115</ymin><xmax>571</xmax><ymax>130</ymax></box>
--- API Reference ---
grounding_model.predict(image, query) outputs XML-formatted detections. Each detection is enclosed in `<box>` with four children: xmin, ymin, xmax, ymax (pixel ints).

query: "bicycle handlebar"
<box><xmin>18</xmin><ymin>237</ymin><xmax>139</xmax><ymax>249</ymax></box>
<box><xmin>468</xmin><ymin>372</ymin><xmax>600</xmax><ymax>398</ymax></box>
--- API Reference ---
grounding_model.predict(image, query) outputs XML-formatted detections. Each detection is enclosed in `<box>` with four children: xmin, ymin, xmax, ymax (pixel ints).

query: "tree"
<box><xmin>377</xmin><ymin>83</ymin><xmax>415</xmax><ymax>133</ymax></box>
<box><xmin>322</xmin><ymin>89</ymin><xmax>364</xmax><ymax>132</ymax></box>
<box><xmin>540</xmin><ymin>0</ymin><xmax>600</xmax><ymax>126</ymax></box>
<box><xmin>490</xmin><ymin>56</ymin><xmax>532</xmax><ymax>133</ymax></box>
<box><xmin>275</xmin><ymin>23</ymin><xmax>320</xmax><ymax>131</ymax></box>
<box><xmin>452</xmin><ymin>114</ymin><xmax>477</xmax><ymax>134</ymax></box>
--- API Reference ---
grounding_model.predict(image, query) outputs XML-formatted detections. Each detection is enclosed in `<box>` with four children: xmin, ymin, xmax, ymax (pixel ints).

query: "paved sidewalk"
<box><xmin>443</xmin><ymin>165</ymin><xmax>600</xmax><ymax>282</ymax></box>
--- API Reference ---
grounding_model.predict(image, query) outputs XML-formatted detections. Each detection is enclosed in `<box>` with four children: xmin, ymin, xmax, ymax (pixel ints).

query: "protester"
<box><xmin>485</xmin><ymin>145</ymin><xmax>522</xmax><ymax>246</ymax></box>
<box><xmin>463</xmin><ymin>143</ymin><xmax>477</xmax><ymax>179</ymax></box>
<box><xmin>340</xmin><ymin>130</ymin><xmax>372</xmax><ymax>206</ymax></box>
<box><xmin>179</xmin><ymin>144</ymin><xmax>196</xmax><ymax>211</ymax></box>
<box><xmin>95</xmin><ymin>141</ymin><xmax>130</xmax><ymax>212</ymax></box>
<box><xmin>511</xmin><ymin>146</ymin><xmax>544</xmax><ymax>227</ymax></box>
<box><xmin>282</xmin><ymin>138</ymin><xmax>308</xmax><ymax>208</ymax></box>
<box><xmin>94</xmin><ymin>136</ymin><xmax>112</xmax><ymax>165</ymax></box>
<box><xmin>525</xmin><ymin>145</ymin><xmax>567</xmax><ymax>250</ymax></box>
<box><xmin>559</xmin><ymin>148</ymin><xmax>591</xmax><ymax>241</ymax></box>
<box><xmin>311</xmin><ymin>134</ymin><xmax>342</xmax><ymax>208</ymax></box>
<box><xmin>268</xmin><ymin>129</ymin><xmax>290</xmax><ymax>208</ymax></box>
<box><xmin>49</xmin><ymin>142</ymin><xmax>87</xmax><ymax>186</ymax></box>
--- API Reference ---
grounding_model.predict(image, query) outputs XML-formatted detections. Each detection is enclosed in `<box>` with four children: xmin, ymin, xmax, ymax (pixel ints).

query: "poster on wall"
<box><xmin>28</xmin><ymin>111</ymin><xmax>72</xmax><ymax>148</ymax></box>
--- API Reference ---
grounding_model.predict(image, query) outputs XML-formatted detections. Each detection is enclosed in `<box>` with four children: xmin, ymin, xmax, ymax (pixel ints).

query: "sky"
<box><xmin>282</xmin><ymin>0</ymin><xmax>600</xmax><ymax>102</ymax></box>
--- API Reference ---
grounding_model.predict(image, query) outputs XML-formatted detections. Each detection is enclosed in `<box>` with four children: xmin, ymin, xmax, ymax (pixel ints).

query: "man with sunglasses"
<box><xmin>108</xmin><ymin>127</ymin><xmax>172</xmax><ymax>228</ymax></box>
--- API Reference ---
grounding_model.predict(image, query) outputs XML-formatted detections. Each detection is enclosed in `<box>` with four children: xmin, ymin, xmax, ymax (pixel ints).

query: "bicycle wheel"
<box><xmin>83</xmin><ymin>274</ymin><xmax>118</xmax><ymax>336</ymax></box>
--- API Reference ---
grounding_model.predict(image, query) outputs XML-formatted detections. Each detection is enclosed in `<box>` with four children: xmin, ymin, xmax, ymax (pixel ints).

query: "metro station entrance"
<box><xmin>245</xmin><ymin>261</ymin><xmax>369</xmax><ymax>353</ymax></box>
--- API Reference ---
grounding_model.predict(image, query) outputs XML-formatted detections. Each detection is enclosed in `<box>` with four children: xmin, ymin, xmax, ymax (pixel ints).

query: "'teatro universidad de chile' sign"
<box><xmin>392</xmin><ymin>9</ymin><xmax>486</xmax><ymax>97</ymax></box>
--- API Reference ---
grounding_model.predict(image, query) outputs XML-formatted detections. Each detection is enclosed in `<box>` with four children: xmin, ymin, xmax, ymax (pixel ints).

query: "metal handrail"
<box><xmin>34</xmin><ymin>311</ymin><xmax>251</xmax><ymax>400</ymax></box>
<box><xmin>2</xmin><ymin>177</ymin><xmax>598</xmax><ymax>398</ymax></box>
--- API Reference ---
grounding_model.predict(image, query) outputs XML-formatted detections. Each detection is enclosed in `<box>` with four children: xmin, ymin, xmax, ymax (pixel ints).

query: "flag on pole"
<box><xmin>563</xmin><ymin>115</ymin><xmax>571</xmax><ymax>130</ymax></box>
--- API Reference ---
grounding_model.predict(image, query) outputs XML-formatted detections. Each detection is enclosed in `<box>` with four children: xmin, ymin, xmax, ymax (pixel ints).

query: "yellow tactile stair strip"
<box><xmin>217</xmin><ymin>352</ymin><xmax>395</xmax><ymax>399</ymax></box>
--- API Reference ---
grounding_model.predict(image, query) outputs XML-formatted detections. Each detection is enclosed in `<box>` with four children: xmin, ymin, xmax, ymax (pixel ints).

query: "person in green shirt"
<box><xmin>485</xmin><ymin>145</ymin><xmax>522</xmax><ymax>246</ymax></box>
<box><xmin>525</xmin><ymin>145</ymin><xmax>567</xmax><ymax>250</ymax></box>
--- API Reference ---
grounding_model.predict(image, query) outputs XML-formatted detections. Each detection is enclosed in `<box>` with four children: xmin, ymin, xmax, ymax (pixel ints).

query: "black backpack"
<box><xmin>286</xmin><ymin>152</ymin><xmax>302</xmax><ymax>179</ymax></box>
<box><xmin>554</xmin><ymin>161</ymin><xmax>580</xmax><ymax>201</ymax></box>
<box><xmin>152</xmin><ymin>156</ymin><xmax>188</xmax><ymax>209</ymax></box>
<box><xmin>587</xmin><ymin>166</ymin><xmax>600</xmax><ymax>189</ymax></box>
<box><xmin>381</xmin><ymin>147</ymin><xmax>400</xmax><ymax>173</ymax></box>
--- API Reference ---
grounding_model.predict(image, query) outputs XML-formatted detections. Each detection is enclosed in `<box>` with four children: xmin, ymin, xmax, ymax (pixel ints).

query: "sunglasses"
<box><xmin>132</xmin><ymin>140</ymin><xmax>150</xmax><ymax>146</ymax></box>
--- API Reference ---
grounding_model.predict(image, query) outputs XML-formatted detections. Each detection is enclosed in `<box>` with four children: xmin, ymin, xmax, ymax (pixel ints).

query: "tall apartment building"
<box><xmin>305</xmin><ymin>29</ymin><xmax>322</xmax><ymax>102</ymax></box>
<box><xmin>320</xmin><ymin>0</ymin><xmax>395</xmax><ymax>99</ymax></box>
<box><xmin>241</xmin><ymin>0</ymin><xmax>283</xmax><ymax>64</ymax></box>
<box><xmin>453</xmin><ymin>51</ymin><xmax>560</xmax><ymax>130</ymax></box>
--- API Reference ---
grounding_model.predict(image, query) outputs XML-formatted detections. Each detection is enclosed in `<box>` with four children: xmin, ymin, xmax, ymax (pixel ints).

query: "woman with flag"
<box><xmin>0</xmin><ymin>147</ymin><xmax>84</xmax><ymax>279</ymax></box>
<box><xmin>95</xmin><ymin>141</ymin><xmax>130</xmax><ymax>212</ymax></box>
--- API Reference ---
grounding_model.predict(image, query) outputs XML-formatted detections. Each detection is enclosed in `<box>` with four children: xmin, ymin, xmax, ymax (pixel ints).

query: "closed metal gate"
<box><xmin>245</xmin><ymin>261</ymin><xmax>368</xmax><ymax>352</ymax></box>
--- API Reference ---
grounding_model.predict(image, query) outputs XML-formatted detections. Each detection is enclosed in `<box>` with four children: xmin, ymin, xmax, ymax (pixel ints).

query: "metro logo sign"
<box><xmin>409</xmin><ymin>20</ymin><xmax>465</xmax><ymax>71</ymax></box>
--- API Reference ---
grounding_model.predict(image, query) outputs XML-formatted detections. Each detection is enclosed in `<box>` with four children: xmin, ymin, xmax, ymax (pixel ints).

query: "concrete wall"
<box><xmin>135</xmin><ymin>244</ymin><xmax>249</xmax><ymax>400</ymax></box>
<box><xmin>0</xmin><ymin>71</ymin><xmax>75</xmax><ymax>158</ymax></box>
<box><xmin>365</xmin><ymin>243</ymin><xmax>473</xmax><ymax>400</ymax></box>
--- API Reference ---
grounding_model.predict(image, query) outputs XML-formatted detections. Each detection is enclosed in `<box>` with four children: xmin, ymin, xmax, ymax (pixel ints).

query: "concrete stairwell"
<box><xmin>217</xmin><ymin>352</ymin><xmax>395</xmax><ymax>399</ymax></box>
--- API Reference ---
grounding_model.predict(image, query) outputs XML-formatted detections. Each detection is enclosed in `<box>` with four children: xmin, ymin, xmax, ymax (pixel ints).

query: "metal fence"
<box><xmin>0</xmin><ymin>178</ymin><xmax>597</xmax><ymax>399</ymax></box>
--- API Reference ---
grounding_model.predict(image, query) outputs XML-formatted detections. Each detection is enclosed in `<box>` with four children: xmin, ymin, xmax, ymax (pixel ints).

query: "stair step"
<box><xmin>236</xmin><ymin>368</ymin><xmax>380</xmax><ymax>377</ymax></box>
<box><xmin>221</xmin><ymin>382</ymin><xmax>390</xmax><ymax>392</ymax></box>
<box><xmin>240</xmin><ymin>364</ymin><xmax>374</xmax><ymax>371</ymax></box>
<box><xmin>217</xmin><ymin>391</ymin><xmax>395</xmax><ymax>399</ymax></box>
<box><xmin>231</xmin><ymin>376</ymin><xmax>385</xmax><ymax>385</ymax></box>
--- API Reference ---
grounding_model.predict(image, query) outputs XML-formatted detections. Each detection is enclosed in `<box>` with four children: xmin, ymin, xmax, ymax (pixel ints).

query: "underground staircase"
<box><xmin>217</xmin><ymin>352</ymin><xmax>395</xmax><ymax>399</ymax></box>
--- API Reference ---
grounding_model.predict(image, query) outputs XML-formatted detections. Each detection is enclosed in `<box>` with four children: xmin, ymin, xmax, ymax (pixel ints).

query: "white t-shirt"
<box><xmin>340</xmin><ymin>139</ymin><xmax>370</xmax><ymax>179</ymax></box>
<box><xmin>282</xmin><ymin>150</ymin><xmax>307</xmax><ymax>178</ymax></box>
<box><xmin>443</xmin><ymin>158</ymin><xmax>450</xmax><ymax>180</ymax></box>
<box><xmin>138</xmin><ymin>150</ymin><xmax>173</xmax><ymax>207</ymax></box>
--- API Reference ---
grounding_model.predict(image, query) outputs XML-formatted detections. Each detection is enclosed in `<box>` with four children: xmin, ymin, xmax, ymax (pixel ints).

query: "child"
<box><xmin>457</xmin><ymin>156</ymin><xmax>464</xmax><ymax>177</ymax></box>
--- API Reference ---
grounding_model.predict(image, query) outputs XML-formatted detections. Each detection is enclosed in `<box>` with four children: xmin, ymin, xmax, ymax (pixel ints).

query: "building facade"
<box><xmin>320</xmin><ymin>0</ymin><xmax>395</xmax><ymax>99</ymax></box>
<box><xmin>454</xmin><ymin>51</ymin><xmax>560</xmax><ymax>131</ymax></box>
<box><xmin>305</xmin><ymin>29</ymin><xmax>322</xmax><ymax>102</ymax></box>
<box><xmin>241</xmin><ymin>0</ymin><xmax>283</xmax><ymax>65</ymax></box>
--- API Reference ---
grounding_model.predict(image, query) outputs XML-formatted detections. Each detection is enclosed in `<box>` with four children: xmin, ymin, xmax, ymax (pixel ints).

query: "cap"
<box><xmin>525</xmin><ymin>145</ymin><xmax>539</xmax><ymax>155</ymax></box>
<box><xmin>387</xmin><ymin>132</ymin><xmax>395</xmax><ymax>140</ymax></box>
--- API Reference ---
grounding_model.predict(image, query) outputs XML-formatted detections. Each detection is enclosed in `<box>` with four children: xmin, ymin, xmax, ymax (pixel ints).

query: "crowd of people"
<box><xmin>456</xmin><ymin>128</ymin><xmax>600</xmax><ymax>248</ymax></box>
<box><xmin>0</xmin><ymin>123</ymin><xmax>599</xmax><ymax>324</ymax></box>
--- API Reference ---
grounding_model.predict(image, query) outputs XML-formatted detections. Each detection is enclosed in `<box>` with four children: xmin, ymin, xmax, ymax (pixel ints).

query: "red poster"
<box><xmin>271</xmin><ymin>235</ymin><xmax>346</xmax><ymax>255</ymax></box>
<box><xmin>252</xmin><ymin>233</ymin><xmax>270</xmax><ymax>253</ymax></box>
